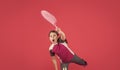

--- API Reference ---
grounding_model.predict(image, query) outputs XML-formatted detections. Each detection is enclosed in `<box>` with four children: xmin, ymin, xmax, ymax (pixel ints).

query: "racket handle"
<box><xmin>54</xmin><ymin>25</ymin><xmax>58</xmax><ymax>29</ymax></box>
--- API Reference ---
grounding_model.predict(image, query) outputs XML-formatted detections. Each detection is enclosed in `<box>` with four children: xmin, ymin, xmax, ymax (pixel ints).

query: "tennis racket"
<box><xmin>41</xmin><ymin>10</ymin><xmax>58</xmax><ymax>29</ymax></box>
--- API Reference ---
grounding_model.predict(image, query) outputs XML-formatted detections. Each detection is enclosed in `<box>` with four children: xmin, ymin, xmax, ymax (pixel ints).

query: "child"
<box><xmin>49</xmin><ymin>28</ymin><xmax>87</xmax><ymax>70</ymax></box>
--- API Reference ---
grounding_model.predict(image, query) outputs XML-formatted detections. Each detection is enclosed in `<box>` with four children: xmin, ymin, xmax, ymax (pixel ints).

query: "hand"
<box><xmin>56</xmin><ymin>27</ymin><xmax>61</xmax><ymax>33</ymax></box>
<box><xmin>56</xmin><ymin>27</ymin><xmax>66</xmax><ymax>40</ymax></box>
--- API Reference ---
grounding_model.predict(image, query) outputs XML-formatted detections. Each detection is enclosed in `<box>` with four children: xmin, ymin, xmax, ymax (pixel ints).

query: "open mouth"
<box><xmin>52</xmin><ymin>39</ymin><xmax>54</xmax><ymax>42</ymax></box>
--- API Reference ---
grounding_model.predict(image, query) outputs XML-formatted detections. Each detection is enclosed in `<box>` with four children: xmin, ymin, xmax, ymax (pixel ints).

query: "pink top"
<box><xmin>49</xmin><ymin>43</ymin><xmax>74</xmax><ymax>63</ymax></box>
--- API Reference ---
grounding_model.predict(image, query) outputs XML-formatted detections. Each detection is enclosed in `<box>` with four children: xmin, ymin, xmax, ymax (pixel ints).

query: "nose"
<box><xmin>50</xmin><ymin>36</ymin><xmax>54</xmax><ymax>39</ymax></box>
<box><xmin>52</xmin><ymin>35</ymin><xmax>55</xmax><ymax>38</ymax></box>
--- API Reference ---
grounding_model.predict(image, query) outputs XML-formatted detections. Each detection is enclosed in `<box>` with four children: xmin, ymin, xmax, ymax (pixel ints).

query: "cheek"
<box><xmin>49</xmin><ymin>37</ymin><xmax>52</xmax><ymax>41</ymax></box>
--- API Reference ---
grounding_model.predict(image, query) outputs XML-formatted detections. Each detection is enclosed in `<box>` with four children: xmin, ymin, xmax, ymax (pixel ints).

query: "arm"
<box><xmin>51</xmin><ymin>56</ymin><xmax>58</xmax><ymax>70</ymax></box>
<box><xmin>56</xmin><ymin>28</ymin><xmax>66</xmax><ymax>40</ymax></box>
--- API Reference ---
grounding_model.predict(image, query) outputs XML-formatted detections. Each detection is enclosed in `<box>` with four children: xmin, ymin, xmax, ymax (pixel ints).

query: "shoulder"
<box><xmin>60</xmin><ymin>42</ymin><xmax>68</xmax><ymax>47</ymax></box>
<box><xmin>49</xmin><ymin>43</ymin><xmax>59</xmax><ymax>50</ymax></box>
<box><xmin>49</xmin><ymin>44</ymin><xmax>54</xmax><ymax>50</ymax></box>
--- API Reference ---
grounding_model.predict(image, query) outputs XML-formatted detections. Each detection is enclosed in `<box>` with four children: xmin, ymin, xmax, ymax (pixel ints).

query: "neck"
<box><xmin>52</xmin><ymin>42</ymin><xmax>57</xmax><ymax>44</ymax></box>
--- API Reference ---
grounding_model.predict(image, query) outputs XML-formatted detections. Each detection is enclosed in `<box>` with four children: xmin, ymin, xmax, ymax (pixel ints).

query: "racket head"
<box><xmin>41</xmin><ymin>10</ymin><xmax>57</xmax><ymax>27</ymax></box>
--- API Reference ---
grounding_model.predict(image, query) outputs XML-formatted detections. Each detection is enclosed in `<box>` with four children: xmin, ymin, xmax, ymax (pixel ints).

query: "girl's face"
<box><xmin>49</xmin><ymin>32</ymin><xmax>58</xmax><ymax>44</ymax></box>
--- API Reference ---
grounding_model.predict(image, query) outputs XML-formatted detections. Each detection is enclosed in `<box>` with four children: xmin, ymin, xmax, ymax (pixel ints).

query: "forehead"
<box><xmin>50</xmin><ymin>32</ymin><xmax>57</xmax><ymax>35</ymax></box>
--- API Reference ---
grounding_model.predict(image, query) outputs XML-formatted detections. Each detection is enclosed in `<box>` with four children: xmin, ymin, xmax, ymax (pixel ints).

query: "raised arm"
<box><xmin>56</xmin><ymin>28</ymin><xmax>66</xmax><ymax>41</ymax></box>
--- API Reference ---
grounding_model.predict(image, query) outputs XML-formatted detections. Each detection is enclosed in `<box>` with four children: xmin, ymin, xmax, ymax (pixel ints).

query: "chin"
<box><xmin>52</xmin><ymin>42</ymin><xmax>57</xmax><ymax>44</ymax></box>
<box><xmin>51</xmin><ymin>41</ymin><xmax>54</xmax><ymax>44</ymax></box>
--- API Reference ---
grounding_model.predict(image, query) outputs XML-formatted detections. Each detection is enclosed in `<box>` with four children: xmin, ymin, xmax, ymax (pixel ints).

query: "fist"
<box><xmin>56</xmin><ymin>28</ymin><xmax>61</xmax><ymax>33</ymax></box>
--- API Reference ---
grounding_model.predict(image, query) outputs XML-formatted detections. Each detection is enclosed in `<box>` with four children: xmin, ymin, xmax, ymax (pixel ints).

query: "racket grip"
<box><xmin>54</xmin><ymin>25</ymin><xmax>58</xmax><ymax>29</ymax></box>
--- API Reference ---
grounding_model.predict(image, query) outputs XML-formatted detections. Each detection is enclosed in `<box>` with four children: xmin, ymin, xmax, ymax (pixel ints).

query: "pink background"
<box><xmin>0</xmin><ymin>0</ymin><xmax>120</xmax><ymax>70</ymax></box>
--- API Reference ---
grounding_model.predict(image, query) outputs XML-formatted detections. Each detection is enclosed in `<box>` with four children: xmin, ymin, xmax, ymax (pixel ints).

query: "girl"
<box><xmin>49</xmin><ymin>28</ymin><xmax>87</xmax><ymax>70</ymax></box>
